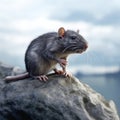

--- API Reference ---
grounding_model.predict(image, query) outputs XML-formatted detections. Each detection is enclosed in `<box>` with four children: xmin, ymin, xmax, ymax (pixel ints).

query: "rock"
<box><xmin>0</xmin><ymin>62</ymin><xmax>13</xmax><ymax>78</ymax></box>
<box><xmin>0</xmin><ymin>62</ymin><xmax>24</xmax><ymax>78</ymax></box>
<box><xmin>0</xmin><ymin>62</ymin><xmax>119</xmax><ymax>120</ymax></box>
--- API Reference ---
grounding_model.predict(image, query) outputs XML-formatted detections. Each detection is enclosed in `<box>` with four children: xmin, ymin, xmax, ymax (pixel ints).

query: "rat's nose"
<box><xmin>84</xmin><ymin>43</ymin><xmax>88</xmax><ymax>50</ymax></box>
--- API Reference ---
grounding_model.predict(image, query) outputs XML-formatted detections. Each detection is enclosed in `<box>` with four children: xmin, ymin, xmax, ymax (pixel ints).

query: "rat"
<box><xmin>5</xmin><ymin>27</ymin><xmax>88</xmax><ymax>82</ymax></box>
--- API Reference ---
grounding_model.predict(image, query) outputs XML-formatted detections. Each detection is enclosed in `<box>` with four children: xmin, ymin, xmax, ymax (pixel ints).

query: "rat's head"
<box><xmin>58</xmin><ymin>27</ymin><xmax>88</xmax><ymax>54</ymax></box>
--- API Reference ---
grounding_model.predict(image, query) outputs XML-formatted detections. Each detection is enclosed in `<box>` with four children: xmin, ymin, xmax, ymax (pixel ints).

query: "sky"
<box><xmin>0</xmin><ymin>0</ymin><xmax>120</xmax><ymax>74</ymax></box>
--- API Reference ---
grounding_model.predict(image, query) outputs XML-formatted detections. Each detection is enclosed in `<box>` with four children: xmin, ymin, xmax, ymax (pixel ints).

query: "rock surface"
<box><xmin>0</xmin><ymin>62</ymin><xmax>119</xmax><ymax>120</ymax></box>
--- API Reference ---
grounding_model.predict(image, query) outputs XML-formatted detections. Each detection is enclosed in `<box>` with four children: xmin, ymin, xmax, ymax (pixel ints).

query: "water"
<box><xmin>77</xmin><ymin>75</ymin><xmax>120</xmax><ymax>115</ymax></box>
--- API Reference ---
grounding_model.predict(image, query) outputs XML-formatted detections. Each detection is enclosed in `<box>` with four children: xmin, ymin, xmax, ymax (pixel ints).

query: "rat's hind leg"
<box><xmin>28</xmin><ymin>65</ymin><xmax>49</xmax><ymax>82</ymax></box>
<box><xmin>25</xmin><ymin>58</ymin><xmax>49</xmax><ymax>81</ymax></box>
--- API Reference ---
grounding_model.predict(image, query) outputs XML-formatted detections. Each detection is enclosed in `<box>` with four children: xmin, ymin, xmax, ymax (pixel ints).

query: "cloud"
<box><xmin>50</xmin><ymin>9</ymin><xmax>120</xmax><ymax>26</ymax></box>
<box><xmin>68</xmin><ymin>65</ymin><xmax>119</xmax><ymax>74</ymax></box>
<box><xmin>98</xmin><ymin>10</ymin><xmax>120</xmax><ymax>25</ymax></box>
<box><xmin>48</xmin><ymin>0</ymin><xmax>120</xmax><ymax>26</ymax></box>
<box><xmin>50</xmin><ymin>10</ymin><xmax>95</xmax><ymax>23</ymax></box>
<box><xmin>0</xmin><ymin>17</ymin><xmax>120</xmax><ymax>67</ymax></box>
<box><xmin>0</xmin><ymin>0</ymin><xmax>120</xmax><ymax>71</ymax></box>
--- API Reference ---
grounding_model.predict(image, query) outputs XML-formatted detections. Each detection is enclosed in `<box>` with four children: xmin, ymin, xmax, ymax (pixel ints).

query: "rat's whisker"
<box><xmin>62</xmin><ymin>45</ymin><xmax>76</xmax><ymax>53</ymax></box>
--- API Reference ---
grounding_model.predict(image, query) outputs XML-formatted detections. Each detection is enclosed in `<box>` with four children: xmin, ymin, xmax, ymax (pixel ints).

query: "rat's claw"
<box><xmin>36</xmin><ymin>75</ymin><xmax>48</xmax><ymax>82</ymax></box>
<box><xmin>64</xmin><ymin>72</ymin><xmax>72</xmax><ymax>78</ymax></box>
<box><xmin>54</xmin><ymin>69</ymin><xmax>64</xmax><ymax>75</ymax></box>
<box><xmin>58</xmin><ymin>59</ymin><xmax>67</xmax><ymax>68</ymax></box>
<box><xmin>54</xmin><ymin>68</ymin><xmax>72</xmax><ymax>78</ymax></box>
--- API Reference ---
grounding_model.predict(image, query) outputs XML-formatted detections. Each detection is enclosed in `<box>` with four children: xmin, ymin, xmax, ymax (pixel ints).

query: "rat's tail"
<box><xmin>5</xmin><ymin>72</ymin><xmax>29</xmax><ymax>83</ymax></box>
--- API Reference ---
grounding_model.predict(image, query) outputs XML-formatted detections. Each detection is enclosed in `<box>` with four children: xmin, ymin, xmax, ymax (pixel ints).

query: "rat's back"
<box><xmin>24</xmin><ymin>32</ymin><xmax>58</xmax><ymax>76</ymax></box>
<box><xmin>26</xmin><ymin>32</ymin><xmax>57</xmax><ymax>53</ymax></box>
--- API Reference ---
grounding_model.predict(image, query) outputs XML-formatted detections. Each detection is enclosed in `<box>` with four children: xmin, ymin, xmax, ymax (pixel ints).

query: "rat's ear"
<box><xmin>77</xmin><ymin>29</ymin><xmax>79</xmax><ymax>34</ymax></box>
<box><xmin>58</xmin><ymin>27</ymin><xmax>65</xmax><ymax>37</ymax></box>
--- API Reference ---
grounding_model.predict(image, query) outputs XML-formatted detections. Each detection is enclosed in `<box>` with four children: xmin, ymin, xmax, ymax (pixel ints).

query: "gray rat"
<box><xmin>5</xmin><ymin>27</ymin><xmax>88</xmax><ymax>82</ymax></box>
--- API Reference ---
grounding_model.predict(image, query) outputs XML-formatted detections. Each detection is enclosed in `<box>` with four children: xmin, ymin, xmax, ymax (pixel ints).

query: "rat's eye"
<box><xmin>71</xmin><ymin>35</ymin><xmax>76</xmax><ymax>40</ymax></box>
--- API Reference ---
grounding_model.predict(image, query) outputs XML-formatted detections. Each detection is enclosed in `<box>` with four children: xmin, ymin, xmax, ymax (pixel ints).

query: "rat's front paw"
<box><xmin>58</xmin><ymin>59</ymin><xmax>67</xmax><ymax>68</ymax></box>
<box><xmin>64</xmin><ymin>72</ymin><xmax>72</xmax><ymax>77</ymax></box>
<box><xmin>54</xmin><ymin>69</ymin><xmax>65</xmax><ymax>75</ymax></box>
<box><xmin>34</xmin><ymin>75</ymin><xmax>48</xmax><ymax>82</ymax></box>
<box><xmin>54</xmin><ymin>69</ymin><xmax>72</xmax><ymax>78</ymax></box>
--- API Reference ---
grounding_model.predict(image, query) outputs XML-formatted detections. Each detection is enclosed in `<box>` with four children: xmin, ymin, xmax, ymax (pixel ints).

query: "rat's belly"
<box><xmin>38</xmin><ymin>60</ymin><xmax>57</xmax><ymax>75</ymax></box>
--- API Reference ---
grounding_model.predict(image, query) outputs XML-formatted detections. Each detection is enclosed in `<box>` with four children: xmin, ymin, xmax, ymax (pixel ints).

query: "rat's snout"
<box><xmin>84</xmin><ymin>43</ymin><xmax>88</xmax><ymax>50</ymax></box>
<box><xmin>81</xmin><ymin>42</ymin><xmax>88</xmax><ymax>51</ymax></box>
<box><xmin>76</xmin><ymin>42</ymin><xmax>88</xmax><ymax>54</ymax></box>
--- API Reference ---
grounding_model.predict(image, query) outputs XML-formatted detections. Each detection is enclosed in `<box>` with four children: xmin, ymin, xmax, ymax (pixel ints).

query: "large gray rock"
<box><xmin>0</xmin><ymin>62</ymin><xmax>119</xmax><ymax>120</ymax></box>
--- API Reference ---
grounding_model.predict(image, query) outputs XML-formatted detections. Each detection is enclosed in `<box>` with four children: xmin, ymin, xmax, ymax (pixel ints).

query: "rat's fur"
<box><xmin>5</xmin><ymin>28</ymin><xmax>88</xmax><ymax>82</ymax></box>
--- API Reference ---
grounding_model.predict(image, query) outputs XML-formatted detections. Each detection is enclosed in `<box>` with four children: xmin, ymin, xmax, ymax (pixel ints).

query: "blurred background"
<box><xmin>0</xmin><ymin>0</ymin><xmax>120</xmax><ymax>115</ymax></box>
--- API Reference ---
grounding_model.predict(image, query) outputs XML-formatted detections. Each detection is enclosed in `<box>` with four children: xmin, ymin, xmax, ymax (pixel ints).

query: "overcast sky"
<box><xmin>0</xmin><ymin>0</ymin><xmax>120</xmax><ymax>73</ymax></box>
